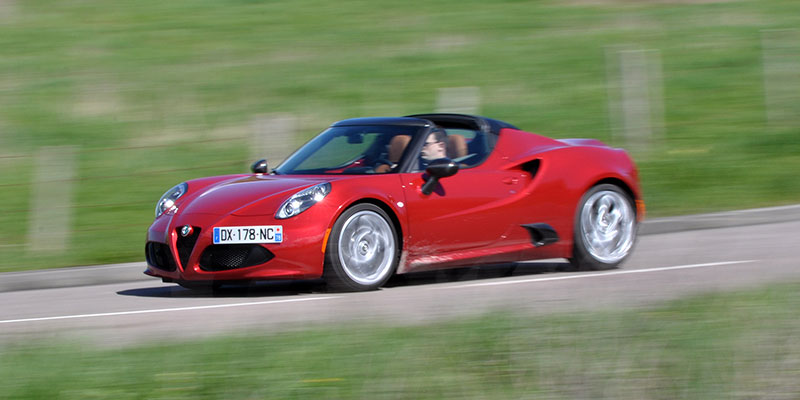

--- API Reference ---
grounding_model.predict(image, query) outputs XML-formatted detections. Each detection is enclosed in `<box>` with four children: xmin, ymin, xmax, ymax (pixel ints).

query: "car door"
<box><xmin>399</xmin><ymin>167</ymin><xmax>528</xmax><ymax>257</ymax></box>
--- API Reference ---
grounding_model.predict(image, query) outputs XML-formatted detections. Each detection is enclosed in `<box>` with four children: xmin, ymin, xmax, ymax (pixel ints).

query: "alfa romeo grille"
<box><xmin>199</xmin><ymin>244</ymin><xmax>274</xmax><ymax>271</ymax></box>
<box><xmin>175</xmin><ymin>226</ymin><xmax>201</xmax><ymax>270</ymax></box>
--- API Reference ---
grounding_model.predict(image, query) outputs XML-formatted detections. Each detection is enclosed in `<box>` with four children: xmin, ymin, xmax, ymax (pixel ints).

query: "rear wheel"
<box><xmin>569</xmin><ymin>184</ymin><xmax>637</xmax><ymax>271</ymax></box>
<box><xmin>324</xmin><ymin>204</ymin><xmax>399</xmax><ymax>291</ymax></box>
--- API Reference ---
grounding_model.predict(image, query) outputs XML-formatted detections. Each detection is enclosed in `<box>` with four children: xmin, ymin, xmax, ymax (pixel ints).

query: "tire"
<box><xmin>569</xmin><ymin>184</ymin><xmax>637</xmax><ymax>271</ymax></box>
<box><xmin>324</xmin><ymin>203</ymin><xmax>400</xmax><ymax>291</ymax></box>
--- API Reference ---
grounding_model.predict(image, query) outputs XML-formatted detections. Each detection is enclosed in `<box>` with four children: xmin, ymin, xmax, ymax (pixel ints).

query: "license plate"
<box><xmin>213</xmin><ymin>225</ymin><xmax>283</xmax><ymax>244</ymax></box>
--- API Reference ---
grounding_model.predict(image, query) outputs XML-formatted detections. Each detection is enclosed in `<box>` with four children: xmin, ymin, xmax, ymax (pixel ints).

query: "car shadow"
<box><xmin>384</xmin><ymin>260</ymin><xmax>570</xmax><ymax>288</ymax></box>
<box><xmin>116</xmin><ymin>279</ymin><xmax>325</xmax><ymax>298</ymax></box>
<box><xmin>118</xmin><ymin>261</ymin><xmax>574</xmax><ymax>297</ymax></box>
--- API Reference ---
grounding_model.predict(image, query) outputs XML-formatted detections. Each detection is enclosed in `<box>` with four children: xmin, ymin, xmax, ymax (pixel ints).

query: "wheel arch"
<box><xmin>337</xmin><ymin>198</ymin><xmax>404</xmax><ymax>252</ymax></box>
<box><xmin>590</xmin><ymin>177</ymin><xmax>642</xmax><ymax>220</ymax></box>
<box><xmin>322</xmin><ymin>198</ymin><xmax>404</xmax><ymax>291</ymax></box>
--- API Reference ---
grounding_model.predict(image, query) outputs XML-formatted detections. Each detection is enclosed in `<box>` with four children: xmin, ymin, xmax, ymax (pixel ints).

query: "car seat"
<box><xmin>446</xmin><ymin>135</ymin><xmax>468</xmax><ymax>159</ymax></box>
<box><xmin>374</xmin><ymin>134</ymin><xmax>411</xmax><ymax>173</ymax></box>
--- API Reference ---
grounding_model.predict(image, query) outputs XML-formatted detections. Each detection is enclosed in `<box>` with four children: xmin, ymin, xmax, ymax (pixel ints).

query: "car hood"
<box><xmin>179</xmin><ymin>175</ymin><xmax>330</xmax><ymax>217</ymax></box>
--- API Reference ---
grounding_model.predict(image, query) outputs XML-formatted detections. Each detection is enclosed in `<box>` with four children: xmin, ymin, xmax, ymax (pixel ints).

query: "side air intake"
<box><xmin>521</xmin><ymin>223</ymin><xmax>559</xmax><ymax>247</ymax></box>
<box><xmin>521</xmin><ymin>159</ymin><xmax>540</xmax><ymax>179</ymax></box>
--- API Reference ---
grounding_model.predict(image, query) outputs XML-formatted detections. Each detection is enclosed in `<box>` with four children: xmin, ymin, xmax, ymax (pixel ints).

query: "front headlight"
<box><xmin>276</xmin><ymin>182</ymin><xmax>331</xmax><ymax>219</ymax></box>
<box><xmin>155</xmin><ymin>182</ymin><xmax>188</xmax><ymax>218</ymax></box>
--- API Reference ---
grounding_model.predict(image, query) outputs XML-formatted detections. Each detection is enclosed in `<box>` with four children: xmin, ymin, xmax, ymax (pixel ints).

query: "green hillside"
<box><xmin>1</xmin><ymin>0</ymin><xmax>799</xmax><ymax>270</ymax></box>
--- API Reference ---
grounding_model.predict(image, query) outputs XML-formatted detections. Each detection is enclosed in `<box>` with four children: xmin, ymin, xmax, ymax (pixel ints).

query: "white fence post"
<box><xmin>250</xmin><ymin>113</ymin><xmax>297</xmax><ymax>170</ymax></box>
<box><xmin>27</xmin><ymin>146</ymin><xmax>77</xmax><ymax>253</ymax></box>
<box><xmin>761</xmin><ymin>29</ymin><xmax>800</xmax><ymax>126</ymax></box>
<box><xmin>0</xmin><ymin>0</ymin><xmax>18</xmax><ymax>22</ymax></box>
<box><xmin>436</xmin><ymin>87</ymin><xmax>480</xmax><ymax>114</ymax></box>
<box><xmin>607</xmin><ymin>48</ymin><xmax>664</xmax><ymax>154</ymax></box>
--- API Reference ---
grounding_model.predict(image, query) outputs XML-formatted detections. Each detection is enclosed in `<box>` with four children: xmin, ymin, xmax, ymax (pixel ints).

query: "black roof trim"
<box><xmin>332</xmin><ymin>117</ymin><xmax>432</xmax><ymax>127</ymax></box>
<box><xmin>405</xmin><ymin>113</ymin><xmax>519</xmax><ymax>135</ymax></box>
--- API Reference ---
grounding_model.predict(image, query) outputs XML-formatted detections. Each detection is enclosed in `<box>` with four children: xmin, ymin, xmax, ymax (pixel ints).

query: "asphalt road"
<box><xmin>1</xmin><ymin>217</ymin><xmax>797</xmax><ymax>347</ymax></box>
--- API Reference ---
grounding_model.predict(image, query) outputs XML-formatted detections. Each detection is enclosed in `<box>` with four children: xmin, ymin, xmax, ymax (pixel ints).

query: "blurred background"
<box><xmin>1</xmin><ymin>0</ymin><xmax>799</xmax><ymax>272</ymax></box>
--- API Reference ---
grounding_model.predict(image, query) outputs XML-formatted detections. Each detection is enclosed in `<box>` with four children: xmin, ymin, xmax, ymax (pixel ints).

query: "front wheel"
<box><xmin>324</xmin><ymin>204</ymin><xmax>400</xmax><ymax>291</ymax></box>
<box><xmin>569</xmin><ymin>184</ymin><xmax>637</xmax><ymax>271</ymax></box>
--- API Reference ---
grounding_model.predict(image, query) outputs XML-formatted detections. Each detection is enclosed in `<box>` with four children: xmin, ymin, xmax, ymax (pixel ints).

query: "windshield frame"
<box><xmin>273</xmin><ymin>124</ymin><xmax>430</xmax><ymax>175</ymax></box>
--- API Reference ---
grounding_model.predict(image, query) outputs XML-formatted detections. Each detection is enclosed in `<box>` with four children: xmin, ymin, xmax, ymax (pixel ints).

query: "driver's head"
<box><xmin>421</xmin><ymin>128</ymin><xmax>447</xmax><ymax>161</ymax></box>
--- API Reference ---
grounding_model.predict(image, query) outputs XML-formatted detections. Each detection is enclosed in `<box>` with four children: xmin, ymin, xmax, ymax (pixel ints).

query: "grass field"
<box><xmin>1</xmin><ymin>282</ymin><xmax>799</xmax><ymax>399</ymax></box>
<box><xmin>1</xmin><ymin>0</ymin><xmax>800</xmax><ymax>271</ymax></box>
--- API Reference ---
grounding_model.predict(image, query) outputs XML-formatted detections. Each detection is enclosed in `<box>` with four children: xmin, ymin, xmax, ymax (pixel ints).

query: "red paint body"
<box><xmin>145</xmin><ymin>120</ymin><xmax>642</xmax><ymax>284</ymax></box>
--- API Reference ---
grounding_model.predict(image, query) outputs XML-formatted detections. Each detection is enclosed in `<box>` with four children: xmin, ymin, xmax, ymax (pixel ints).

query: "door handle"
<box><xmin>502</xmin><ymin>177</ymin><xmax>519</xmax><ymax>185</ymax></box>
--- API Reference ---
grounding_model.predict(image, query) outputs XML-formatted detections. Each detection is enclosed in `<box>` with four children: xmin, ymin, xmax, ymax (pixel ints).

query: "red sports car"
<box><xmin>145</xmin><ymin>113</ymin><xmax>644</xmax><ymax>291</ymax></box>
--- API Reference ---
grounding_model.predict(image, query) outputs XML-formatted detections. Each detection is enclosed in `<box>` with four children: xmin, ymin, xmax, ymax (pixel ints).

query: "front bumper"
<box><xmin>144</xmin><ymin>209</ymin><xmax>331</xmax><ymax>283</ymax></box>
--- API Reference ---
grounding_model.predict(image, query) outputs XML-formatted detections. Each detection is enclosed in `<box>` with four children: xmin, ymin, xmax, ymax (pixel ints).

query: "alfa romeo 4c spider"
<box><xmin>145</xmin><ymin>113</ymin><xmax>644</xmax><ymax>291</ymax></box>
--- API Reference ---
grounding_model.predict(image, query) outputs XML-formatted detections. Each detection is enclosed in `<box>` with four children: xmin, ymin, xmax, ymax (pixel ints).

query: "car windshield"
<box><xmin>274</xmin><ymin>125</ymin><xmax>423</xmax><ymax>175</ymax></box>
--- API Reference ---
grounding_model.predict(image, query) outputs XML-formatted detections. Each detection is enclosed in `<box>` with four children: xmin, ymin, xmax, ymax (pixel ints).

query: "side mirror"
<box><xmin>421</xmin><ymin>158</ymin><xmax>459</xmax><ymax>195</ymax></box>
<box><xmin>251</xmin><ymin>159</ymin><xmax>268</xmax><ymax>174</ymax></box>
